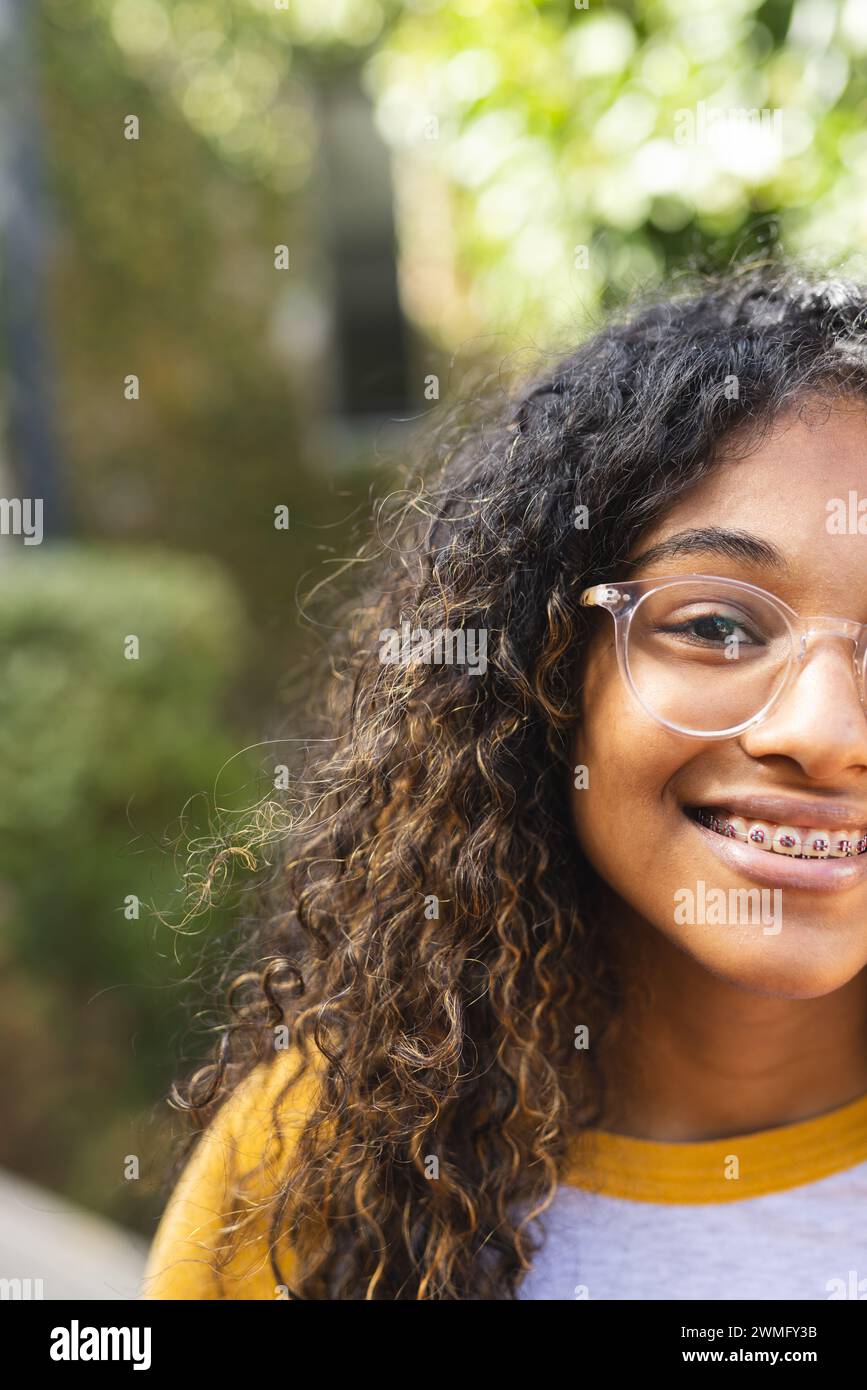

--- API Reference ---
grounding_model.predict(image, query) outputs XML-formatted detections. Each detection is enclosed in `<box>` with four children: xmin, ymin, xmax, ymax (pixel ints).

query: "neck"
<box><xmin>596</xmin><ymin>905</ymin><xmax>867</xmax><ymax>1141</ymax></box>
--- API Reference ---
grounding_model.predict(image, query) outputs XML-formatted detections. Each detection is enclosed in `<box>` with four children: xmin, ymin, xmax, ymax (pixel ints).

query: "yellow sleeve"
<box><xmin>142</xmin><ymin>1049</ymin><xmax>319</xmax><ymax>1300</ymax></box>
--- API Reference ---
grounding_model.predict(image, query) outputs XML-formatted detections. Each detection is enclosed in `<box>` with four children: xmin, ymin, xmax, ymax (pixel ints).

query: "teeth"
<box><xmin>747</xmin><ymin>821</ymin><xmax>773</xmax><ymax>848</ymax></box>
<box><xmin>772</xmin><ymin>825</ymin><xmax>801</xmax><ymax>856</ymax></box>
<box><xmin>724</xmin><ymin>815</ymin><xmax>748</xmax><ymax>840</ymax></box>
<box><xmin>695</xmin><ymin>809</ymin><xmax>867</xmax><ymax>859</ymax></box>
<box><xmin>802</xmin><ymin>830</ymin><xmax>831</xmax><ymax>859</ymax></box>
<box><xmin>829</xmin><ymin>830</ymin><xmax>856</xmax><ymax>858</ymax></box>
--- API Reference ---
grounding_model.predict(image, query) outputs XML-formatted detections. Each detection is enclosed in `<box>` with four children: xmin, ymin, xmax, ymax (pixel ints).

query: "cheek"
<box><xmin>571</xmin><ymin>639</ymin><xmax>691</xmax><ymax>895</ymax></box>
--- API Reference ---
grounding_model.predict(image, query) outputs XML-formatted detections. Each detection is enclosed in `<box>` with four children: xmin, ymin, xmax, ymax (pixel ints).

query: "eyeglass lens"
<box><xmin>626</xmin><ymin>581</ymin><xmax>796</xmax><ymax>735</ymax></box>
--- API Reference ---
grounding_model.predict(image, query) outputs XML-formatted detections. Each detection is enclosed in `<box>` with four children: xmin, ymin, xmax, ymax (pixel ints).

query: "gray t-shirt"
<box><xmin>518</xmin><ymin>1151</ymin><xmax>867</xmax><ymax>1300</ymax></box>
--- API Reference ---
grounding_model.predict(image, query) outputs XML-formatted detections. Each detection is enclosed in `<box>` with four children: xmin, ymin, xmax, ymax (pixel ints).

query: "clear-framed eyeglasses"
<box><xmin>580</xmin><ymin>575</ymin><xmax>867</xmax><ymax>739</ymax></box>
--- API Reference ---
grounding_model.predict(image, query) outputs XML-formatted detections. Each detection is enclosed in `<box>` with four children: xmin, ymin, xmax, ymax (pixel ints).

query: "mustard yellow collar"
<box><xmin>562</xmin><ymin>1090</ymin><xmax>867</xmax><ymax>1204</ymax></box>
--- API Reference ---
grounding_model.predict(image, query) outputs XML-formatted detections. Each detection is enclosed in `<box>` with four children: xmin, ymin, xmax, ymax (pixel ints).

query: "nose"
<box><xmin>740</xmin><ymin>640</ymin><xmax>867</xmax><ymax>778</ymax></box>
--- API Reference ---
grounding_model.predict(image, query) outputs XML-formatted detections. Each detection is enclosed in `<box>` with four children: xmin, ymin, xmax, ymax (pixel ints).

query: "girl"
<box><xmin>144</xmin><ymin>264</ymin><xmax>867</xmax><ymax>1300</ymax></box>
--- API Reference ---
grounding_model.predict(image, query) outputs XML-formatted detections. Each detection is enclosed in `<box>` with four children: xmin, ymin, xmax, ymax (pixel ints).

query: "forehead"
<box><xmin>631</xmin><ymin>397</ymin><xmax>867</xmax><ymax>610</ymax></box>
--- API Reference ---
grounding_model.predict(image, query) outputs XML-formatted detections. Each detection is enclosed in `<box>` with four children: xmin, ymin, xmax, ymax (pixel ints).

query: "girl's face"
<box><xmin>573</xmin><ymin>398</ymin><xmax>867</xmax><ymax>998</ymax></box>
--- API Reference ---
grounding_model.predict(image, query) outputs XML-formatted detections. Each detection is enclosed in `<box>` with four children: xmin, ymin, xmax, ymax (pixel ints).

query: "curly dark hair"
<box><xmin>169</xmin><ymin>259</ymin><xmax>867</xmax><ymax>1299</ymax></box>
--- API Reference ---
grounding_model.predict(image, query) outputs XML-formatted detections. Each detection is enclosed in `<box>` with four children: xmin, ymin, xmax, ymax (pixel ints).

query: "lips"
<box><xmin>686</xmin><ymin>804</ymin><xmax>867</xmax><ymax>893</ymax></box>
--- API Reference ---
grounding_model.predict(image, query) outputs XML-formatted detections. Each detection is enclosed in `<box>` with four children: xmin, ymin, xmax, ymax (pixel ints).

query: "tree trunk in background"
<box><xmin>0</xmin><ymin>0</ymin><xmax>66</xmax><ymax>536</ymax></box>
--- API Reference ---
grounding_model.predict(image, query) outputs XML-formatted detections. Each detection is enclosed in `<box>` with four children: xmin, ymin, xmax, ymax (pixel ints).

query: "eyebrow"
<box><xmin>625</xmin><ymin>526</ymin><xmax>788</xmax><ymax>575</ymax></box>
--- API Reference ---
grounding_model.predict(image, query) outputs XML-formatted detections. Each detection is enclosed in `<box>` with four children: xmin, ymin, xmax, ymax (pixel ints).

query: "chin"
<box><xmin>673</xmin><ymin>931</ymin><xmax>867</xmax><ymax>1000</ymax></box>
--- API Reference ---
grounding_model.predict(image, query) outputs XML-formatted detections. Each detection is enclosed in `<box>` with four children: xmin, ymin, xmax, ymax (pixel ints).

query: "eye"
<box><xmin>659</xmin><ymin>610</ymin><xmax>763</xmax><ymax>647</ymax></box>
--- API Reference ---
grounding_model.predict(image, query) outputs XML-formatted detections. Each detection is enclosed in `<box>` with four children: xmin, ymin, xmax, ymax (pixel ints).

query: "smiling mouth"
<box><xmin>686</xmin><ymin>808</ymin><xmax>867</xmax><ymax>860</ymax></box>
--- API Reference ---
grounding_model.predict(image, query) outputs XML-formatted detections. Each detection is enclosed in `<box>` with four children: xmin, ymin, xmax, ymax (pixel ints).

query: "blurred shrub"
<box><xmin>0</xmin><ymin>545</ymin><xmax>250</xmax><ymax>1223</ymax></box>
<box><xmin>1</xmin><ymin>546</ymin><xmax>240</xmax><ymax>806</ymax></box>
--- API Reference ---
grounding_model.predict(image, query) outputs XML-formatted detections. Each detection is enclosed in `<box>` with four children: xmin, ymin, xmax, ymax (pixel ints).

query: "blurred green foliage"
<box><xmin>68</xmin><ymin>0</ymin><xmax>867</xmax><ymax>349</ymax></box>
<box><xmin>369</xmin><ymin>0</ymin><xmax>867</xmax><ymax>341</ymax></box>
<box><xmin>0</xmin><ymin>547</ymin><xmax>250</xmax><ymax>1224</ymax></box>
<box><xmin>0</xmin><ymin>547</ymin><xmax>243</xmax><ymax>919</ymax></box>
